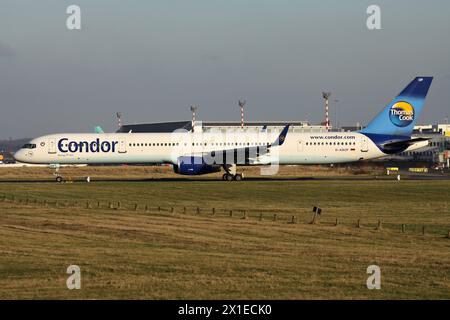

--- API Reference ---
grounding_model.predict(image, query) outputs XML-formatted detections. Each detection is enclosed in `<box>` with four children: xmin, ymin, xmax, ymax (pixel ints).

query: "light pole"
<box><xmin>238</xmin><ymin>100</ymin><xmax>246</xmax><ymax>129</ymax></box>
<box><xmin>190</xmin><ymin>105</ymin><xmax>198</xmax><ymax>132</ymax></box>
<box><xmin>322</xmin><ymin>92</ymin><xmax>331</xmax><ymax>131</ymax></box>
<box><xmin>116</xmin><ymin>112</ymin><xmax>123</xmax><ymax>128</ymax></box>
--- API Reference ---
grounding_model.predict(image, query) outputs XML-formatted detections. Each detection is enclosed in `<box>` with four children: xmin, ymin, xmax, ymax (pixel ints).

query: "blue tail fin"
<box><xmin>272</xmin><ymin>124</ymin><xmax>290</xmax><ymax>146</ymax></box>
<box><xmin>360</xmin><ymin>77</ymin><xmax>433</xmax><ymax>137</ymax></box>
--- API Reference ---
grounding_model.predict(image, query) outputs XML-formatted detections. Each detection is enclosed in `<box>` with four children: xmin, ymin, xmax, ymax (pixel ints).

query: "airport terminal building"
<box><xmin>116</xmin><ymin>120</ymin><xmax>328</xmax><ymax>134</ymax></box>
<box><xmin>116</xmin><ymin>120</ymin><xmax>450</xmax><ymax>168</ymax></box>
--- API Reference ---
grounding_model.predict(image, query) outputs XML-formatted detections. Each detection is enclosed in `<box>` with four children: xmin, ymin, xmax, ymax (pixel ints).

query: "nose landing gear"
<box><xmin>51</xmin><ymin>164</ymin><xmax>63</xmax><ymax>183</ymax></box>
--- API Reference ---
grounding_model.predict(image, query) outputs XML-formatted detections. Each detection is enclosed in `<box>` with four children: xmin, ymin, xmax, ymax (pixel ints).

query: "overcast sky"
<box><xmin>1</xmin><ymin>0</ymin><xmax>449</xmax><ymax>139</ymax></box>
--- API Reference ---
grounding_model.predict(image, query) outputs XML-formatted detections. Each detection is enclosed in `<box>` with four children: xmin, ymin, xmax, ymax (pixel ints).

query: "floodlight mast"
<box><xmin>116</xmin><ymin>112</ymin><xmax>123</xmax><ymax>128</ymax></box>
<box><xmin>190</xmin><ymin>105</ymin><xmax>198</xmax><ymax>132</ymax></box>
<box><xmin>238</xmin><ymin>100</ymin><xmax>246</xmax><ymax>129</ymax></box>
<box><xmin>322</xmin><ymin>92</ymin><xmax>331</xmax><ymax>131</ymax></box>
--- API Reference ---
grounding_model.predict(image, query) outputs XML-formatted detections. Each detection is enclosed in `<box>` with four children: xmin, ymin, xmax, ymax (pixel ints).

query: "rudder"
<box><xmin>360</xmin><ymin>77</ymin><xmax>433</xmax><ymax>137</ymax></box>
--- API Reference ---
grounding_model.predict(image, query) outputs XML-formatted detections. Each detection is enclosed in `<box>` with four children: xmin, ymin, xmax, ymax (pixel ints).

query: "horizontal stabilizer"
<box><xmin>381</xmin><ymin>137</ymin><xmax>429</xmax><ymax>150</ymax></box>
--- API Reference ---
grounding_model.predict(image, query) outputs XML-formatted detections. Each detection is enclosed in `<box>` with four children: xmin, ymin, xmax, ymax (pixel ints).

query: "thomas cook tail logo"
<box><xmin>389</xmin><ymin>101</ymin><xmax>415</xmax><ymax>127</ymax></box>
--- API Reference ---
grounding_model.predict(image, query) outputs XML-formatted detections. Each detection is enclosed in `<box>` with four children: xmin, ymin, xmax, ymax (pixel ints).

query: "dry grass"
<box><xmin>0</xmin><ymin>164</ymin><xmax>384</xmax><ymax>181</ymax></box>
<box><xmin>0</xmin><ymin>175</ymin><xmax>449</xmax><ymax>299</ymax></box>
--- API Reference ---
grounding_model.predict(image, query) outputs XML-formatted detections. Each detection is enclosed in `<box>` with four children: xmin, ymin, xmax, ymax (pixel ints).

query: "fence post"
<box><xmin>109</xmin><ymin>202</ymin><xmax>113</xmax><ymax>209</ymax></box>
<box><xmin>335</xmin><ymin>218</ymin><xmax>338</xmax><ymax>226</ymax></box>
<box><xmin>171</xmin><ymin>207</ymin><xmax>174</xmax><ymax>214</ymax></box>
<box><xmin>291</xmin><ymin>215</ymin><xmax>296</xmax><ymax>224</ymax></box>
<box><xmin>402</xmin><ymin>224</ymin><xmax>406</xmax><ymax>233</ymax></box>
<box><xmin>242</xmin><ymin>210</ymin><xmax>247</xmax><ymax>219</ymax></box>
<box><xmin>229</xmin><ymin>210</ymin><xmax>233</xmax><ymax>217</ymax></box>
<box><xmin>357</xmin><ymin>219</ymin><xmax>361</xmax><ymax>228</ymax></box>
<box><xmin>98</xmin><ymin>201</ymin><xmax>101</xmax><ymax>208</ymax></box>
<box><xmin>273</xmin><ymin>214</ymin><xmax>277</xmax><ymax>221</ymax></box>
<box><xmin>86</xmin><ymin>201</ymin><xmax>91</xmax><ymax>209</ymax></box>
<box><xmin>183</xmin><ymin>207</ymin><xmax>186</xmax><ymax>214</ymax></box>
<box><xmin>134</xmin><ymin>204</ymin><xmax>138</xmax><ymax>211</ymax></box>
<box><xmin>212</xmin><ymin>208</ymin><xmax>215</xmax><ymax>216</ymax></box>
<box><xmin>310</xmin><ymin>212</ymin><xmax>317</xmax><ymax>224</ymax></box>
<box><xmin>259</xmin><ymin>213</ymin><xmax>263</xmax><ymax>221</ymax></box>
<box><xmin>422</xmin><ymin>226</ymin><xmax>426</xmax><ymax>235</ymax></box>
<box><xmin>197</xmin><ymin>207</ymin><xmax>200</xmax><ymax>215</ymax></box>
<box><xmin>117</xmin><ymin>201</ymin><xmax>121</xmax><ymax>210</ymax></box>
<box><xmin>158</xmin><ymin>206</ymin><xmax>161</xmax><ymax>212</ymax></box>
<box><xmin>145</xmin><ymin>205</ymin><xmax>149</xmax><ymax>212</ymax></box>
<box><xmin>376</xmin><ymin>220</ymin><xmax>382</xmax><ymax>230</ymax></box>
<box><xmin>447</xmin><ymin>230</ymin><xmax>450</xmax><ymax>239</ymax></box>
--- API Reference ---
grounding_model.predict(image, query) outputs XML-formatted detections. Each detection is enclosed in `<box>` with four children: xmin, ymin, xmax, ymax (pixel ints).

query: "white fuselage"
<box><xmin>14</xmin><ymin>130</ymin><xmax>426</xmax><ymax>166</ymax></box>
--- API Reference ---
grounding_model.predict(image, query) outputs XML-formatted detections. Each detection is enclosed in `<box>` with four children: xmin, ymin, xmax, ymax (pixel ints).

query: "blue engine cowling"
<box><xmin>173</xmin><ymin>156</ymin><xmax>221</xmax><ymax>175</ymax></box>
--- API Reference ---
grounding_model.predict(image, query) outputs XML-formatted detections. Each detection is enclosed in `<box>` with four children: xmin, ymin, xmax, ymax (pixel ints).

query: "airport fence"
<box><xmin>1</xmin><ymin>193</ymin><xmax>449</xmax><ymax>239</ymax></box>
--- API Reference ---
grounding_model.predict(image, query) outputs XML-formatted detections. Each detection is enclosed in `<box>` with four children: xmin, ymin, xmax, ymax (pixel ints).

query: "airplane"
<box><xmin>14</xmin><ymin>77</ymin><xmax>433</xmax><ymax>182</ymax></box>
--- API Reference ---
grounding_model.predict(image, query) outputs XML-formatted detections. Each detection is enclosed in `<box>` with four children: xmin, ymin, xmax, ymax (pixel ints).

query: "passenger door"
<box><xmin>360</xmin><ymin>136</ymin><xmax>369</xmax><ymax>152</ymax></box>
<box><xmin>48</xmin><ymin>139</ymin><xmax>56</xmax><ymax>154</ymax></box>
<box><xmin>297</xmin><ymin>140</ymin><xmax>303</xmax><ymax>152</ymax></box>
<box><xmin>118</xmin><ymin>139</ymin><xmax>127</xmax><ymax>153</ymax></box>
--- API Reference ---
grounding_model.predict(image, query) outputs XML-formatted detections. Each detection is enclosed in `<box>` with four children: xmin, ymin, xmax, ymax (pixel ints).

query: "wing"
<box><xmin>182</xmin><ymin>124</ymin><xmax>290</xmax><ymax>165</ymax></box>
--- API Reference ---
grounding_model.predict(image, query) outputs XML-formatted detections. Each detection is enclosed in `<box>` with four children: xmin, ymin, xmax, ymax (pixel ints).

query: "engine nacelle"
<box><xmin>173</xmin><ymin>156</ymin><xmax>221</xmax><ymax>175</ymax></box>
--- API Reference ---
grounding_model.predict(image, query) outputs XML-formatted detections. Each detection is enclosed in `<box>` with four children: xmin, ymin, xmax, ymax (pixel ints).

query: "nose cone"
<box><xmin>13</xmin><ymin>150</ymin><xmax>26</xmax><ymax>163</ymax></box>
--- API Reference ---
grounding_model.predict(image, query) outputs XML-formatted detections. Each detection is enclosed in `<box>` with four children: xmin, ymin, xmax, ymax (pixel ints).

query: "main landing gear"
<box><xmin>222</xmin><ymin>173</ymin><xmax>244</xmax><ymax>181</ymax></box>
<box><xmin>222</xmin><ymin>164</ymin><xmax>244</xmax><ymax>181</ymax></box>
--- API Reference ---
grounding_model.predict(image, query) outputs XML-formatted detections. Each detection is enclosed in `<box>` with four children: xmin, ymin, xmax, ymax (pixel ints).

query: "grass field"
<box><xmin>0</xmin><ymin>168</ymin><xmax>449</xmax><ymax>299</ymax></box>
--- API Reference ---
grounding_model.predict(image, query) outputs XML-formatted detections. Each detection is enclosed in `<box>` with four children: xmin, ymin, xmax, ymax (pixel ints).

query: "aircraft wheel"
<box><xmin>234</xmin><ymin>174</ymin><xmax>243</xmax><ymax>181</ymax></box>
<box><xmin>225</xmin><ymin>174</ymin><xmax>234</xmax><ymax>181</ymax></box>
<box><xmin>56</xmin><ymin>176</ymin><xmax>63</xmax><ymax>183</ymax></box>
<box><xmin>222</xmin><ymin>173</ymin><xmax>228</xmax><ymax>181</ymax></box>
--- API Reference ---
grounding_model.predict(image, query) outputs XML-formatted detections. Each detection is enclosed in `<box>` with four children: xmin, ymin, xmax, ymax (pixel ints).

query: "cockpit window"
<box><xmin>22</xmin><ymin>143</ymin><xmax>36</xmax><ymax>149</ymax></box>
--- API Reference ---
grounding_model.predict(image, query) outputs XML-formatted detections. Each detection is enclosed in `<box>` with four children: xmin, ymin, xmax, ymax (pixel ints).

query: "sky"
<box><xmin>1</xmin><ymin>0</ymin><xmax>450</xmax><ymax>139</ymax></box>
